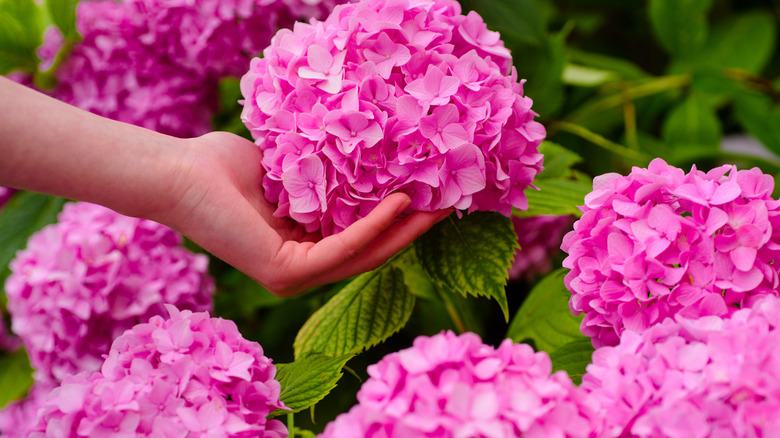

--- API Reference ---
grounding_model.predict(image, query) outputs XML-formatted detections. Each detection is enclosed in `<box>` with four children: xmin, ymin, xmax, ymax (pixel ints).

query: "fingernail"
<box><xmin>396</xmin><ymin>198</ymin><xmax>412</xmax><ymax>216</ymax></box>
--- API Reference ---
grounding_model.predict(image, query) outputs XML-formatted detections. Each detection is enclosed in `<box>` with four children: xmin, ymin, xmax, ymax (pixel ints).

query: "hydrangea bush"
<box><xmin>241</xmin><ymin>0</ymin><xmax>545</xmax><ymax>235</ymax></box>
<box><xmin>582</xmin><ymin>294</ymin><xmax>780</xmax><ymax>437</ymax></box>
<box><xmin>5</xmin><ymin>202</ymin><xmax>214</xmax><ymax>384</ymax></box>
<box><xmin>29</xmin><ymin>306</ymin><xmax>288</xmax><ymax>437</ymax></box>
<box><xmin>561</xmin><ymin>159</ymin><xmax>780</xmax><ymax>347</ymax></box>
<box><xmin>319</xmin><ymin>331</ymin><xmax>602</xmax><ymax>438</ymax></box>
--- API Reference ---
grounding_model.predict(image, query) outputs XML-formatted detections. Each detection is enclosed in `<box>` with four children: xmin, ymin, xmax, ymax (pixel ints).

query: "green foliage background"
<box><xmin>2</xmin><ymin>0</ymin><xmax>780</xmax><ymax>434</ymax></box>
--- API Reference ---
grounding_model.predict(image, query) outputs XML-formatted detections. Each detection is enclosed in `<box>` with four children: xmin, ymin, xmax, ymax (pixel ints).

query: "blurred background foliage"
<box><xmin>4</xmin><ymin>0</ymin><xmax>780</xmax><ymax>433</ymax></box>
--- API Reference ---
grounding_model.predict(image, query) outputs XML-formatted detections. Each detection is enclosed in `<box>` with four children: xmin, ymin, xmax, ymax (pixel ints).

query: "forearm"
<box><xmin>0</xmin><ymin>76</ymin><xmax>188</xmax><ymax>219</ymax></box>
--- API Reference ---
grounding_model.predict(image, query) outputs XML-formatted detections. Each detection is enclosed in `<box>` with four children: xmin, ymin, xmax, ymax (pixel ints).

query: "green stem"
<box><xmin>551</xmin><ymin>121</ymin><xmax>650</xmax><ymax>161</ymax></box>
<box><xmin>433</xmin><ymin>284</ymin><xmax>467</xmax><ymax>334</ymax></box>
<box><xmin>287</xmin><ymin>413</ymin><xmax>294</xmax><ymax>438</ymax></box>
<box><xmin>566</xmin><ymin>75</ymin><xmax>690</xmax><ymax>123</ymax></box>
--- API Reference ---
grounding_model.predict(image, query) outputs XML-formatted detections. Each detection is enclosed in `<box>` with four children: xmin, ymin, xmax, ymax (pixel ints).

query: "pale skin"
<box><xmin>0</xmin><ymin>77</ymin><xmax>451</xmax><ymax>296</ymax></box>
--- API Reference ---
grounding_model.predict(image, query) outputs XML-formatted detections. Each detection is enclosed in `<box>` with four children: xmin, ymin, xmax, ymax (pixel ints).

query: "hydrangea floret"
<box><xmin>29</xmin><ymin>306</ymin><xmax>288</xmax><ymax>437</ymax></box>
<box><xmin>318</xmin><ymin>331</ymin><xmax>602</xmax><ymax>438</ymax></box>
<box><xmin>561</xmin><ymin>158</ymin><xmax>780</xmax><ymax>347</ymax></box>
<box><xmin>241</xmin><ymin>0</ymin><xmax>545</xmax><ymax>235</ymax></box>
<box><xmin>582</xmin><ymin>294</ymin><xmax>780</xmax><ymax>437</ymax></box>
<box><xmin>509</xmin><ymin>215</ymin><xmax>573</xmax><ymax>281</ymax></box>
<box><xmin>5</xmin><ymin>202</ymin><xmax>214</xmax><ymax>384</ymax></box>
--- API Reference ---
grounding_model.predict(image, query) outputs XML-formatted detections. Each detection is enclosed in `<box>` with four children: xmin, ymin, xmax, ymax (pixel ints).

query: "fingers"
<box><xmin>294</xmin><ymin>207</ymin><xmax>453</xmax><ymax>291</ymax></box>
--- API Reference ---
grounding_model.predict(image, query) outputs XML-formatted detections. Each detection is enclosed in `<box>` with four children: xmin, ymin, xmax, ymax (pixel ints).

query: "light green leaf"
<box><xmin>519</xmin><ymin>179</ymin><xmax>591</xmax><ymax>218</ymax></box>
<box><xmin>0</xmin><ymin>349</ymin><xmax>34</xmax><ymax>409</ymax></box>
<box><xmin>566</xmin><ymin>48</ymin><xmax>650</xmax><ymax>80</ymax></box>
<box><xmin>506</xmin><ymin>268</ymin><xmax>585</xmax><ymax>353</ymax></box>
<box><xmin>416</xmin><ymin>212</ymin><xmax>516</xmax><ymax>320</ymax></box>
<box><xmin>392</xmin><ymin>249</ymin><xmax>437</xmax><ymax>301</ymax></box>
<box><xmin>536</xmin><ymin>141</ymin><xmax>582</xmax><ymax>180</ymax></box>
<box><xmin>734</xmin><ymin>92</ymin><xmax>780</xmax><ymax>158</ymax></box>
<box><xmin>548</xmin><ymin>338</ymin><xmax>594</xmax><ymax>385</ymax></box>
<box><xmin>0</xmin><ymin>193</ymin><xmax>67</xmax><ymax>299</ymax></box>
<box><xmin>274</xmin><ymin>353</ymin><xmax>352</xmax><ymax>414</ymax></box>
<box><xmin>294</xmin><ymin>265</ymin><xmax>414</xmax><ymax>358</ymax></box>
<box><xmin>661</xmin><ymin>94</ymin><xmax>721</xmax><ymax>148</ymax></box>
<box><xmin>692</xmin><ymin>11</ymin><xmax>776</xmax><ymax>74</ymax></box>
<box><xmin>46</xmin><ymin>0</ymin><xmax>79</xmax><ymax>40</ymax></box>
<box><xmin>648</xmin><ymin>0</ymin><xmax>712</xmax><ymax>61</ymax></box>
<box><xmin>562</xmin><ymin>64</ymin><xmax>616</xmax><ymax>87</ymax></box>
<box><xmin>0</xmin><ymin>0</ymin><xmax>43</xmax><ymax>74</ymax></box>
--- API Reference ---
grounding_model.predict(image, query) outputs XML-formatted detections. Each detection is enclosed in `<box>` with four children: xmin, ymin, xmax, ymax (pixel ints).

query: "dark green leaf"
<box><xmin>734</xmin><ymin>92</ymin><xmax>780</xmax><ymax>158</ymax></box>
<box><xmin>0</xmin><ymin>349</ymin><xmax>34</xmax><ymax>409</ymax></box>
<box><xmin>392</xmin><ymin>249</ymin><xmax>437</xmax><ymax>301</ymax></box>
<box><xmin>416</xmin><ymin>212</ymin><xmax>516</xmax><ymax>320</ymax></box>
<box><xmin>661</xmin><ymin>94</ymin><xmax>721</xmax><ymax>148</ymax></box>
<box><xmin>461</xmin><ymin>0</ymin><xmax>546</xmax><ymax>47</ymax></box>
<box><xmin>506</xmin><ymin>268</ymin><xmax>585</xmax><ymax>353</ymax></box>
<box><xmin>275</xmin><ymin>353</ymin><xmax>352</xmax><ymax>414</ymax></box>
<box><xmin>536</xmin><ymin>141</ymin><xmax>582</xmax><ymax>180</ymax></box>
<box><xmin>0</xmin><ymin>0</ymin><xmax>43</xmax><ymax>74</ymax></box>
<box><xmin>46</xmin><ymin>0</ymin><xmax>79</xmax><ymax>40</ymax></box>
<box><xmin>0</xmin><ymin>193</ymin><xmax>67</xmax><ymax>300</ymax></box>
<box><xmin>692</xmin><ymin>11</ymin><xmax>776</xmax><ymax>74</ymax></box>
<box><xmin>519</xmin><ymin>179</ymin><xmax>591</xmax><ymax>218</ymax></box>
<box><xmin>648</xmin><ymin>0</ymin><xmax>712</xmax><ymax>61</ymax></box>
<box><xmin>548</xmin><ymin>338</ymin><xmax>594</xmax><ymax>385</ymax></box>
<box><xmin>293</xmin><ymin>265</ymin><xmax>414</xmax><ymax>358</ymax></box>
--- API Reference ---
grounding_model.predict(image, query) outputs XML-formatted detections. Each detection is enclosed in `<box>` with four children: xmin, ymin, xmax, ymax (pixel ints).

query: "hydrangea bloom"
<box><xmin>0</xmin><ymin>383</ymin><xmax>54</xmax><ymax>438</ymax></box>
<box><xmin>561</xmin><ymin>159</ymin><xmax>780</xmax><ymax>347</ymax></box>
<box><xmin>510</xmin><ymin>215</ymin><xmax>573</xmax><ymax>281</ymax></box>
<box><xmin>319</xmin><ymin>331</ymin><xmax>602</xmax><ymax>438</ymax></box>
<box><xmin>29</xmin><ymin>306</ymin><xmax>288</xmax><ymax>437</ymax></box>
<box><xmin>5</xmin><ymin>202</ymin><xmax>214</xmax><ymax>384</ymax></box>
<box><xmin>43</xmin><ymin>0</ymin><xmax>345</xmax><ymax>138</ymax></box>
<box><xmin>241</xmin><ymin>0</ymin><xmax>545</xmax><ymax>235</ymax></box>
<box><xmin>582</xmin><ymin>295</ymin><xmax>780</xmax><ymax>438</ymax></box>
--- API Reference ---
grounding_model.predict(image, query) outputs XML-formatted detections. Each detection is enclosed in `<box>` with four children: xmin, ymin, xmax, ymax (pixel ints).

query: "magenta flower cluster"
<box><xmin>582</xmin><ymin>294</ymin><xmax>780</xmax><ymax>438</ymax></box>
<box><xmin>0</xmin><ymin>186</ymin><xmax>13</xmax><ymax>209</ymax></box>
<box><xmin>5</xmin><ymin>202</ymin><xmax>214</xmax><ymax>385</ymax></box>
<box><xmin>241</xmin><ymin>0</ymin><xmax>545</xmax><ymax>235</ymax></box>
<box><xmin>510</xmin><ymin>215</ymin><xmax>574</xmax><ymax>281</ymax></box>
<box><xmin>29</xmin><ymin>306</ymin><xmax>288</xmax><ymax>437</ymax></box>
<box><xmin>319</xmin><ymin>331</ymin><xmax>602</xmax><ymax>438</ymax></box>
<box><xmin>42</xmin><ymin>0</ymin><xmax>343</xmax><ymax>138</ymax></box>
<box><xmin>561</xmin><ymin>158</ymin><xmax>780</xmax><ymax>347</ymax></box>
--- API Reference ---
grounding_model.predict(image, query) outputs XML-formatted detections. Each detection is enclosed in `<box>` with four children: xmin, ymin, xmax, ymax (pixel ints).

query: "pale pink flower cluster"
<box><xmin>510</xmin><ymin>215</ymin><xmax>573</xmax><ymax>281</ymax></box>
<box><xmin>44</xmin><ymin>0</ymin><xmax>344</xmax><ymax>138</ymax></box>
<box><xmin>582</xmin><ymin>294</ymin><xmax>780</xmax><ymax>438</ymax></box>
<box><xmin>241</xmin><ymin>0</ymin><xmax>545</xmax><ymax>235</ymax></box>
<box><xmin>29</xmin><ymin>306</ymin><xmax>288</xmax><ymax>438</ymax></box>
<box><xmin>561</xmin><ymin>158</ymin><xmax>780</xmax><ymax>347</ymax></box>
<box><xmin>5</xmin><ymin>202</ymin><xmax>214</xmax><ymax>385</ymax></box>
<box><xmin>319</xmin><ymin>331</ymin><xmax>602</xmax><ymax>438</ymax></box>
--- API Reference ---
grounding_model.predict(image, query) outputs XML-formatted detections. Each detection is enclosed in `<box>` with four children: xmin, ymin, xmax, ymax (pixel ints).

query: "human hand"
<box><xmin>155</xmin><ymin>131</ymin><xmax>451</xmax><ymax>297</ymax></box>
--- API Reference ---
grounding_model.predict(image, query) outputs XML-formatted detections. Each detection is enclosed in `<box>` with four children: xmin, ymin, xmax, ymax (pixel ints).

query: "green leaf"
<box><xmin>46</xmin><ymin>0</ymin><xmax>79</xmax><ymax>40</ymax></box>
<box><xmin>536</xmin><ymin>141</ymin><xmax>583</xmax><ymax>180</ymax></box>
<box><xmin>562</xmin><ymin>64</ymin><xmax>616</xmax><ymax>87</ymax></box>
<box><xmin>548</xmin><ymin>338</ymin><xmax>594</xmax><ymax>385</ymax></box>
<box><xmin>566</xmin><ymin>48</ymin><xmax>650</xmax><ymax>80</ymax></box>
<box><xmin>648</xmin><ymin>0</ymin><xmax>712</xmax><ymax>61</ymax></box>
<box><xmin>506</xmin><ymin>268</ymin><xmax>585</xmax><ymax>353</ymax></box>
<box><xmin>416</xmin><ymin>212</ymin><xmax>516</xmax><ymax>320</ymax></box>
<box><xmin>519</xmin><ymin>178</ymin><xmax>591</xmax><ymax>218</ymax></box>
<box><xmin>392</xmin><ymin>249</ymin><xmax>437</xmax><ymax>301</ymax></box>
<box><xmin>0</xmin><ymin>193</ymin><xmax>67</xmax><ymax>299</ymax></box>
<box><xmin>0</xmin><ymin>349</ymin><xmax>34</xmax><ymax>409</ymax></box>
<box><xmin>734</xmin><ymin>92</ymin><xmax>780</xmax><ymax>158</ymax></box>
<box><xmin>661</xmin><ymin>94</ymin><xmax>721</xmax><ymax>148</ymax></box>
<box><xmin>461</xmin><ymin>0</ymin><xmax>546</xmax><ymax>48</ymax></box>
<box><xmin>275</xmin><ymin>353</ymin><xmax>352</xmax><ymax>414</ymax></box>
<box><xmin>692</xmin><ymin>11</ymin><xmax>776</xmax><ymax>74</ymax></box>
<box><xmin>294</xmin><ymin>265</ymin><xmax>415</xmax><ymax>358</ymax></box>
<box><xmin>0</xmin><ymin>0</ymin><xmax>43</xmax><ymax>74</ymax></box>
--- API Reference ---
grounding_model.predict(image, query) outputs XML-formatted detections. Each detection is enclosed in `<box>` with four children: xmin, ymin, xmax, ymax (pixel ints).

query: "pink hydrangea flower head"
<box><xmin>241</xmin><ymin>0</ymin><xmax>545</xmax><ymax>235</ymax></box>
<box><xmin>318</xmin><ymin>331</ymin><xmax>602</xmax><ymax>438</ymax></box>
<box><xmin>29</xmin><ymin>306</ymin><xmax>288</xmax><ymax>437</ymax></box>
<box><xmin>561</xmin><ymin>159</ymin><xmax>780</xmax><ymax>347</ymax></box>
<box><xmin>5</xmin><ymin>202</ymin><xmax>214</xmax><ymax>385</ymax></box>
<box><xmin>0</xmin><ymin>383</ymin><xmax>55</xmax><ymax>438</ymax></box>
<box><xmin>510</xmin><ymin>215</ymin><xmax>574</xmax><ymax>281</ymax></box>
<box><xmin>582</xmin><ymin>294</ymin><xmax>780</xmax><ymax>437</ymax></box>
